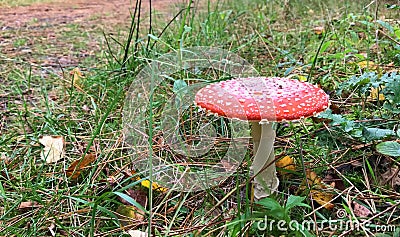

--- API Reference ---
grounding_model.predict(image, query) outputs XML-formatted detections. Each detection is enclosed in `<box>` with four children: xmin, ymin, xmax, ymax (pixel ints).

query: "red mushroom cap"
<box><xmin>195</xmin><ymin>77</ymin><xmax>329</xmax><ymax>122</ymax></box>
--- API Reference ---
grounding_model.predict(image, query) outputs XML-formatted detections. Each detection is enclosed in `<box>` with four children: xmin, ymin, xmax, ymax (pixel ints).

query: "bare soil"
<box><xmin>0</xmin><ymin>0</ymin><xmax>179</xmax><ymax>28</ymax></box>
<box><xmin>0</xmin><ymin>0</ymin><xmax>184</xmax><ymax>70</ymax></box>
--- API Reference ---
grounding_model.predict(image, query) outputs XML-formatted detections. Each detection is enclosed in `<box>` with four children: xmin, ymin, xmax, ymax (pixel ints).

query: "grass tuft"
<box><xmin>1</xmin><ymin>0</ymin><xmax>400</xmax><ymax>236</ymax></box>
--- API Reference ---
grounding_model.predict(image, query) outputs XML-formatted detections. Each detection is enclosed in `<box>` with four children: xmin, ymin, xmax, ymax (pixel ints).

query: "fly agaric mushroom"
<box><xmin>195</xmin><ymin>77</ymin><xmax>329</xmax><ymax>199</ymax></box>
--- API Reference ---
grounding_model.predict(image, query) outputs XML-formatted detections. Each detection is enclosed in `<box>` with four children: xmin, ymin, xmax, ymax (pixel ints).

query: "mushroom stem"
<box><xmin>251</xmin><ymin>122</ymin><xmax>279</xmax><ymax>199</ymax></box>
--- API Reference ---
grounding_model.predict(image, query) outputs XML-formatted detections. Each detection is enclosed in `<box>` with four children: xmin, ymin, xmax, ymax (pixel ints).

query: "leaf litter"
<box><xmin>66</xmin><ymin>153</ymin><xmax>97</xmax><ymax>179</ymax></box>
<box><xmin>275</xmin><ymin>156</ymin><xmax>337</xmax><ymax>209</ymax></box>
<box><xmin>39</xmin><ymin>135</ymin><xmax>65</xmax><ymax>163</ymax></box>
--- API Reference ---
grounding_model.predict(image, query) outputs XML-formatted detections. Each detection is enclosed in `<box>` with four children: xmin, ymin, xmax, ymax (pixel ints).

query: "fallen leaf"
<box><xmin>369</xmin><ymin>87</ymin><xmax>385</xmax><ymax>101</ymax></box>
<box><xmin>66</xmin><ymin>153</ymin><xmax>97</xmax><ymax>179</ymax></box>
<box><xmin>69</xmin><ymin>68</ymin><xmax>85</xmax><ymax>88</ymax></box>
<box><xmin>304</xmin><ymin>170</ymin><xmax>322</xmax><ymax>187</ymax></box>
<box><xmin>130</xmin><ymin>170</ymin><xmax>168</xmax><ymax>193</ymax></box>
<box><xmin>128</xmin><ymin>230</ymin><xmax>147</xmax><ymax>237</ymax></box>
<box><xmin>379</xmin><ymin>167</ymin><xmax>400</xmax><ymax>187</ymax></box>
<box><xmin>357</xmin><ymin>60</ymin><xmax>377</xmax><ymax>70</ymax></box>
<box><xmin>297</xmin><ymin>75</ymin><xmax>308</xmax><ymax>82</ymax></box>
<box><xmin>300</xmin><ymin>170</ymin><xmax>335</xmax><ymax>209</ymax></box>
<box><xmin>117</xmin><ymin>204</ymin><xmax>145</xmax><ymax>222</ymax></box>
<box><xmin>117</xmin><ymin>189</ymin><xmax>148</xmax><ymax>208</ymax></box>
<box><xmin>140</xmin><ymin>179</ymin><xmax>168</xmax><ymax>193</ymax></box>
<box><xmin>353</xmin><ymin>202</ymin><xmax>372</xmax><ymax>217</ymax></box>
<box><xmin>18</xmin><ymin>201</ymin><xmax>42</xmax><ymax>209</ymax></box>
<box><xmin>276</xmin><ymin>155</ymin><xmax>296</xmax><ymax>175</ymax></box>
<box><xmin>310</xmin><ymin>190</ymin><xmax>335</xmax><ymax>210</ymax></box>
<box><xmin>39</xmin><ymin>135</ymin><xmax>65</xmax><ymax>163</ymax></box>
<box><xmin>313</xmin><ymin>26</ymin><xmax>325</xmax><ymax>35</ymax></box>
<box><xmin>0</xmin><ymin>152</ymin><xmax>11</xmax><ymax>164</ymax></box>
<box><xmin>323</xmin><ymin>172</ymin><xmax>346</xmax><ymax>191</ymax></box>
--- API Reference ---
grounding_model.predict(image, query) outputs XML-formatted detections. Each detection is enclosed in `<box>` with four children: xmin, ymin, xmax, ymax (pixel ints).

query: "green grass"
<box><xmin>1</xmin><ymin>0</ymin><xmax>400</xmax><ymax>236</ymax></box>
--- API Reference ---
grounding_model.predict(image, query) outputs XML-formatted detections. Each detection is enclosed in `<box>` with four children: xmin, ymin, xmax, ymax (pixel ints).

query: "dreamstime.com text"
<box><xmin>256</xmin><ymin>216</ymin><xmax>397</xmax><ymax>233</ymax></box>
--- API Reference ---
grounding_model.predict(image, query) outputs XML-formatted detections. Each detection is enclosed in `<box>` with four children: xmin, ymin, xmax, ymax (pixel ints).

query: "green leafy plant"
<box><xmin>318</xmin><ymin>71</ymin><xmax>400</xmax><ymax>144</ymax></box>
<box><xmin>257</xmin><ymin>195</ymin><xmax>310</xmax><ymax>223</ymax></box>
<box><xmin>338</xmin><ymin>72</ymin><xmax>400</xmax><ymax>114</ymax></box>
<box><xmin>253</xmin><ymin>195</ymin><xmax>313</xmax><ymax>237</ymax></box>
<box><xmin>376</xmin><ymin>141</ymin><xmax>400</xmax><ymax>157</ymax></box>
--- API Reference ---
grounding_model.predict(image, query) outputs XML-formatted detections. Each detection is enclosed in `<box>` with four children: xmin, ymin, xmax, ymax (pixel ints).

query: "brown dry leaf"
<box><xmin>323</xmin><ymin>172</ymin><xmax>346</xmax><ymax>191</ymax></box>
<box><xmin>48</xmin><ymin>90</ymin><xmax>59</xmax><ymax>102</ymax></box>
<box><xmin>301</xmin><ymin>170</ymin><xmax>335</xmax><ymax>209</ymax></box>
<box><xmin>0</xmin><ymin>152</ymin><xmax>11</xmax><ymax>164</ymax></box>
<box><xmin>353</xmin><ymin>202</ymin><xmax>372</xmax><ymax>217</ymax></box>
<box><xmin>219</xmin><ymin>160</ymin><xmax>237</xmax><ymax>172</ymax></box>
<box><xmin>18</xmin><ymin>201</ymin><xmax>42</xmax><ymax>209</ymax></box>
<box><xmin>128</xmin><ymin>230</ymin><xmax>147</xmax><ymax>237</ymax></box>
<box><xmin>304</xmin><ymin>170</ymin><xmax>322</xmax><ymax>187</ymax></box>
<box><xmin>276</xmin><ymin>155</ymin><xmax>296</xmax><ymax>175</ymax></box>
<box><xmin>313</xmin><ymin>26</ymin><xmax>324</xmax><ymax>35</ymax></box>
<box><xmin>379</xmin><ymin>167</ymin><xmax>400</xmax><ymax>187</ymax></box>
<box><xmin>116</xmin><ymin>204</ymin><xmax>145</xmax><ymax>222</ymax></box>
<box><xmin>39</xmin><ymin>135</ymin><xmax>65</xmax><ymax>163</ymax></box>
<box><xmin>66</xmin><ymin>153</ymin><xmax>97</xmax><ymax>179</ymax></box>
<box><xmin>310</xmin><ymin>190</ymin><xmax>335</xmax><ymax>210</ymax></box>
<box><xmin>118</xmin><ymin>189</ymin><xmax>148</xmax><ymax>208</ymax></box>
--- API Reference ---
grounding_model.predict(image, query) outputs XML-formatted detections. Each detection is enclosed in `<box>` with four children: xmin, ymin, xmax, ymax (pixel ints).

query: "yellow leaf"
<box><xmin>369</xmin><ymin>87</ymin><xmax>385</xmax><ymax>101</ymax></box>
<box><xmin>300</xmin><ymin>170</ymin><xmax>335</xmax><ymax>209</ymax></box>
<box><xmin>304</xmin><ymin>170</ymin><xmax>322</xmax><ymax>187</ymax></box>
<box><xmin>140</xmin><ymin>179</ymin><xmax>168</xmax><ymax>193</ymax></box>
<box><xmin>131</xmin><ymin>170</ymin><xmax>168</xmax><ymax>193</ymax></box>
<box><xmin>276</xmin><ymin>155</ymin><xmax>296</xmax><ymax>175</ymax></box>
<box><xmin>39</xmin><ymin>135</ymin><xmax>65</xmax><ymax>163</ymax></box>
<box><xmin>287</xmin><ymin>74</ymin><xmax>307</xmax><ymax>82</ymax></box>
<box><xmin>116</xmin><ymin>204</ymin><xmax>145</xmax><ymax>222</ymax></box>
<box><xmin>66</xmin><ymin>153</ymin><xmax>97</xmax><ymax>179</ymax></box>
<box><xmin>357</xmin><ymin>60</ymin><xmax>377</xmax><ymax>70</ymax></box>
<box><xmin>310</xmin><ymin>190</ymin><xmax>335</xmax><ymax>210</ymax></box>
<box><xmin>297</xmin><ymin>75</ymin><xmax>308</xmax><ymax>82</ymax></box>
<box><xmin>70</xmin><ymin>68</ymin><xmax>85</xmax><ymax>88</ymax></box>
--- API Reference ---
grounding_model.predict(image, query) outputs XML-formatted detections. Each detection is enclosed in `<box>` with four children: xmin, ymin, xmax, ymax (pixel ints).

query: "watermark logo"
<box><xmin>256</xmin><ymin>209</ymin><xmax>396</xmax><ymax>233</ymax></box>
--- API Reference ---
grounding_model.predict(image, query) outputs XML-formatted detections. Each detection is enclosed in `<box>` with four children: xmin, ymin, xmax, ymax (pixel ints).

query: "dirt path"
<box><xmin>0</xmin><ymin>0</ymin><xmax>178</xmax><ymax>29</ymax></box>
<box><xmin>0</xmin><ymin>0</ymin><xmax>186</xmax><ymax>75</ymax></box>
